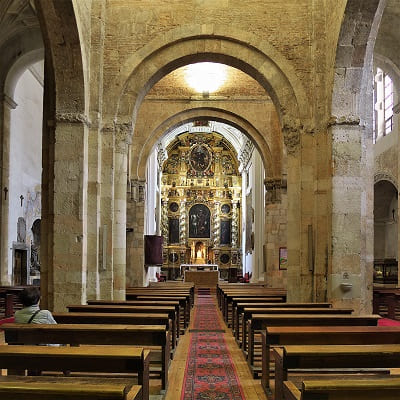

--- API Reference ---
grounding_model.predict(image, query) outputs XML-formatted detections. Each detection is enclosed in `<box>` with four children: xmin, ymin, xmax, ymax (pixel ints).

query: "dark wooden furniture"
<box><xmin>2</xmin><ymin>323</ymin><xmax>169</xmax><ymax>392</ymax></box>
<box><xmin>246</xmin><ymin>314</ymin><xmax>381</xmax><ymax>377</ymax></box>
<box><xmin>0</xmin><ymin>380</ymin><xmax>142</xmax><ymax>400</ymax></box>
<box><xmin>274</xmin><ymin>344</ymin><xmax>400</xmax><ymax>400</ymax></box>
<box><xmin>261</xmin><ymin>325</ymin><xmax>400</xmax><ymax>393</ymax></box>
<box><xmin>0</xmin><ymin>345</ymin><xmax>150</xmax><ymax>400</ymax></box>
<box><xmin>283</xmin><ymin>378</ymin><xmax>400</xmax><ymax>400</ymax></box>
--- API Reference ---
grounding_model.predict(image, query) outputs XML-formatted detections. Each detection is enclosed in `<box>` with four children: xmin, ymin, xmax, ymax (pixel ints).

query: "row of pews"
<box><xmin>0</xmin><ymin>281</ymin><xmax>194</xmax><ymax>400</ymax></box>
<box><xmin>218</xmin><ymin>282</ymin><xmax>400</xmax><ymax>400</ymax></box>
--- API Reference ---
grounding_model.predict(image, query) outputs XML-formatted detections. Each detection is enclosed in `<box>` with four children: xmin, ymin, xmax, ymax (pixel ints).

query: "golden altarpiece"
<box><xmin>161</xmin><ymin>129</ymin><xmax>242</xmax><ymax>280</ymax></box>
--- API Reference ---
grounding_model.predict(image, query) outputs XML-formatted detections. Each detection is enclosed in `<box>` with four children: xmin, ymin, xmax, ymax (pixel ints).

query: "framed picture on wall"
<box><xmin>279</xmin><ymin>247</ymin><xmax>288</xmax><ymax>270</ymax></box>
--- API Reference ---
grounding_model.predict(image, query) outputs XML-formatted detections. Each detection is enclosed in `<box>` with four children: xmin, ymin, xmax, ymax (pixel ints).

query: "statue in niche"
<box><xmin>30</xmin><ymin>219</ymin><xmax>41</xmax><ymax>274</ymax></box>
<box><xmin>17</xmin><ymin>217</ymin><xmax>26</xmax><ymax>243</ymax></box>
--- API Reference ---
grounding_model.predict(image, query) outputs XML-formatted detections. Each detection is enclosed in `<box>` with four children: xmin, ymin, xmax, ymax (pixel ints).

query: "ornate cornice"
<box><xmin>238</xmin><ymin>138</ymin><xmax>254</xmax><ymax>170</ymax></box>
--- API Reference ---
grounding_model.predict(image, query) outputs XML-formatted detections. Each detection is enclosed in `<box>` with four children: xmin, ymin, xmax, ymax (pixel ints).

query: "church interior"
<box><xmin>0</xmin><ymin>0</ymin><xmax>400</xmax><ymax>399</ymax></box>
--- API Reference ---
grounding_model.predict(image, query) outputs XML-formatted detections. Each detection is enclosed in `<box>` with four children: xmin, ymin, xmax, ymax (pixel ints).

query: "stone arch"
<box><xmin>0</xmin><ymin>30</ymin><xmax>43</xmax><ymax>96</ymax></box>
<box><xmin>374</xmin><ymin>172</ymin><xmax>398</xmax><ymax>190</ymax></box>
<box><xmin>35</xmin><ymin>0</ymin><xmax>85</xmax><ymax>114</ymax></box>
<box><xmin>0</xmin><ymin>28</ymin><xmax>44</xmax><ymax>284</ymax></box>
<box><xmin>135</xmin><ymin>107</ymin><xmax>277</xmax><ymax>181</ymax></box>
<box><xmin>332</xmin><ymin>0</ymin><xmax>387</xmax><ymax>123</ymax></box>
<box><xmin>114</xmin><ymin>25</ymin><xmax>309</xmax><ymax>138</ymax></box>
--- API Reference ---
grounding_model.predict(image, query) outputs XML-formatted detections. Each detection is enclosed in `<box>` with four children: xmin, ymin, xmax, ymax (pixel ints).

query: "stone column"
<box><xmin>330</xmin><ymin>120</ymin><xmax>373</xmax><ymax>314</ymax></box>
<box><xmin>86</xmin><ymin>0</ymin><xmax>106</xmax><ymax>300</ymax></box>
<box><xmin>0</xmin><ymin>93</ymin><xmax>16</xmax><ymax>284</ymax></box>
<box><xmin>99</xmin><ymin>124</ymin><xmax>114</xmax><ymax>299</ymax></box>
<box><xmin>46</xmin><ymin>112</ymin><xmax>89</xmax><ymax>311</ymax></box>
<box><xmin>264</xmin><ymin>178</ymin><xmax>287</xmax><ymax>287</ymax></box>
<box><xmin>126</xmin><ymin>178</ymin><xmax>145</xmax><ymax>286</ymax></box>
<box><xmin>284</xmin><ymin>125</ymin><xmax>316</xmax><ymax>302</ymax></box>
<box><xmin>113</xmin><ymin>124</ymin><xmax>130</xmax><ymax>299</ymax></box>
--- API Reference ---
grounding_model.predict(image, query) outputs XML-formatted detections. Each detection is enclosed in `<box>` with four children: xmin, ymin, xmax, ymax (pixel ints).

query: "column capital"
<box><xmin>55</xmin><ymin>111</ymin><xmax>91</xmax><ymax>126</ymax></box>
<box><xmin>282</xmin><ymin>119</ymin><xmax>301</xmax><ymax>155</ymax></box>
<box><xmin>264</xmin><ymin>178</ymin><xmax>287</xmax><ymax>204</ymax></box>
<box><xmin>114</xmin><ymin>122</ymin><xmax>133</xmax><ymax>154</ymax></box>
<box><xmin>129</xmin><ymin>179</ymin><xmax>145</xmax><ymax>203</ymax></box>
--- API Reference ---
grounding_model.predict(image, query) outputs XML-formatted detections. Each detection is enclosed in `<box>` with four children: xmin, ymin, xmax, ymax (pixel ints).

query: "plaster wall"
<box><xmin>8</xmin><ymin>67</ymin><xmax>42</xmax><ymax>277</ymax></box>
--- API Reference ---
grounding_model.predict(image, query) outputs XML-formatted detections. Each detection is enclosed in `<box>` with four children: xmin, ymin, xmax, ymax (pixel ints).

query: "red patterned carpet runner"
<box><xmin>181</xmin><ymin>290</ymin><xmax>245</xmax><ymax>400</ymax></box>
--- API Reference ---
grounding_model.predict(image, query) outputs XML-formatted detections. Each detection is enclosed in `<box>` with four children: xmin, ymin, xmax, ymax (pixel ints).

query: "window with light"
<box><xmin>374</xmin><ymin>67</ymin><xmax>394</xmax><ymax>142</ymax></box>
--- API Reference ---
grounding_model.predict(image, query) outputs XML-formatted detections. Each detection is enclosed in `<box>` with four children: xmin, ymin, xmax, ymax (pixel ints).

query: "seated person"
<box><xmin>14</xmin><ymin>286</ymin><xmax>57</xmax><ymax>324</ymax></box>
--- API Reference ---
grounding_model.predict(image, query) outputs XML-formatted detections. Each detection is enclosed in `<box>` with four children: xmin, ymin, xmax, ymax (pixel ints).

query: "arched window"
<box><xmin>374</xmin><ymin>67</ymin><xmax>394</xmax><ymax>142</ymax></box>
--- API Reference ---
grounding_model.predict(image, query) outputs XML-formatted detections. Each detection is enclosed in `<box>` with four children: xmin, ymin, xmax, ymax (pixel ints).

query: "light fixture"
<box><xmin>185</xmin><ymin>62</ymin><xmax>227</xmax><ymax>94</ymax></box>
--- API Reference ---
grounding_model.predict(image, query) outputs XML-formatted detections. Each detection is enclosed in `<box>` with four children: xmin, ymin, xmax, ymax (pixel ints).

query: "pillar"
<box><xmin>264</xmin><ymin>178</ymin><xmax>287</xmax><ymax>287</ymax></box>
<box><xmin>0</xmin><ymin>93</ymin><xmax>16</xmax><ymax>284</ymax></box>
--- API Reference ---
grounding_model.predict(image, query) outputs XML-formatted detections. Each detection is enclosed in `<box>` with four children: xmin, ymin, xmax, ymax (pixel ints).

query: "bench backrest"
<box><xmin>0</xmin><ymin>381</ymin><xmax>142</xmax><ymax>400</ymax></box>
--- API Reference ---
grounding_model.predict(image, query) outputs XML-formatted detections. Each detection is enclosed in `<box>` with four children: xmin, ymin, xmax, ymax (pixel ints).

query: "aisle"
<box><xmin>181</xmin><ymin>290</ymin><xmax>245</xmax><ymax>399</ymax></box>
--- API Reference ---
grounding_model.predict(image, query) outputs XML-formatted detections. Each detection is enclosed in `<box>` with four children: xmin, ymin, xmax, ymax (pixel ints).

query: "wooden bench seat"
<box><xmin>126</xmin><ymin>288</ymin><xmax>194</xmax><ymax>308</ymax></box>
<box><xmin>2</xmin><ymin>323</ymin><xmax>170</xmax><ymax>392</ymax></box>
<box><xmin>53</xmin><ymin>312</ymin><xmax>175</xmax><ymax>351</ymax></box>
<box><xmin>230</xmin><ymin>298</ymin><xmax>321</xmax><ymax>328</ymax></box>
<box><xmin>0</xmin><ymin>345</ymin><xmax>150</xmax><ymax>400</ymax></box>
<box><xmin>88</xmin><ymin>298</ymin><xmax>190</xmax><ymax>330</ymax></box>
<box><xmin>67</xmin><ymin>304</ymin><xmax>179</xmax><ymax>347</ymax></box>
<box><xmin>221</xmin><ymin>290</ymin><xmax>287</xmax><ymax>319</ymax></box>
<box><xmin>246</xmin><ymin>314</ymin><xmax>381</xmax><ymax>377</ymax></box>
<box><xmin>0</xmin><ymin>379</ymin><xmax>142</xmax><ymax>400</ymax></box>
<box><xmin>232</xmin><ymin>303</ymin><xmax>337</xmax><ymax>342</ymax></box>
<box><xmin>283</xmin><ymin>378</ymin><xmax>400</xmax><ymax>400</ymax></box>
<box><xmin>242</xmin><ymin>308</ymin><xmax>354</xmax><ymax>352</ymax></box>
<box><xmin>274</xmin><ymin>344</ymin><xmax>400</xmax><ymax>400</ymax></box>
<box><xmin>261</xmin><ymin>325</ymin><xmax>400</xmax><ymax>393</ymax></box>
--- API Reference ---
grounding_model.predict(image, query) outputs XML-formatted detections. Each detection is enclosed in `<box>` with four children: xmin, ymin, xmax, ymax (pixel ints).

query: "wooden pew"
<box><xmin>88</xmin><ymin>298</ymin><xmax>190</xmax><ymax>330</ymax></box>
<box><xmin>0</xmin><ymin>380</ymin><xmax>142</xmax><ymax>400</ymax></box>
<box><xmin>53</xmin><ymin>312</ymin><xmax>175</xmax><ymax>352</ymax></box>
<box><xmin>227</xmin><ymin>297</ymin><xmax>286</xmax><ymax>326</ymax></box>
<box><xmin>0</xmin><ymin>345</ymin><xmax>150</xmax><ymax>400</ymax></box>
<box><xmin>126</xmin><ymin>287</ymin><xmax>194</xmax><ymax>308</ymax></box>
<box><xmin>274</xmin><ymin>344</ymin><xmax>400</xmax><ymax>400</ymax></box>
<box><xmin>232</xmin><ymin>302</ymin><xmax>332</xmax><ymax>341</ymax></box>
<box><xmin>2</xmin><ymin>323</ymin><xmax>170</xmax><ymax>392</ymax></box>
<box><xmin>241</xmin><ymin>308</ymin><xmax>354</xmax><ymax>352</ymax></box>
<box><xmin>126</xmin><ymin>291</ymin><xmax>193</xmax><ymax>311</ymax></box>
<box><xmin>67</xmin><ymin>305</ymin><xmax>179</xmax><ymax>347</ymax></box>
<box><xmin>220</xmin><ymin>290</ymin><xmax>286</xmax><ymax>320</ymax></box>
<box><xmin>283</xmin><ymin>378</ymin><xmax>400</xmax><ymax>400</ymax></box>
<box><xmin>246</xmin><ymin>314</ymin><xmax>381</xmax><ymax>378</ymax></box>
<box><xmin>134</xmin><ymin>296</ymin><xmax>190</xmax><ymax>329</ymax></box>
<box><xmin>261</xmin><ymin>325</ymin><xmax>400</xmax><ymax>393</ymax></box>
<box><xmin>216</xmin><ymin>283</ymin><xmax>271</xmax><ymax>306</ymax></box>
